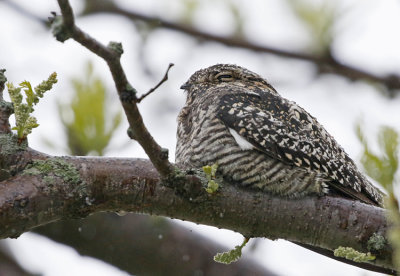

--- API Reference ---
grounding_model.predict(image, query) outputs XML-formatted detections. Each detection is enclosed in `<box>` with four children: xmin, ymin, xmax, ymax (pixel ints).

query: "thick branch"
<box><xmin>55</xmin><ymin>0</ymin><xmax>175</xmax><ymax>178</ymax></box>
<box><xmin>82</xmin><ymin>0</ymin><xmax>400</xmax><ymax>93</ymax></box>
<box><xmin>0</xmin><ymin>154</ymin><xmax>393</xmax><ymax>274</ymax></box>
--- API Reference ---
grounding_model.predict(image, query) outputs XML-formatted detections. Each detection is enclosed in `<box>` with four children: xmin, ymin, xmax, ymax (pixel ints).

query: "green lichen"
<box><xmin>334</xmin><ymin>246</ymin><xmax>376</xmax><ymax>262</ymax></box>
<box><xmin>0</xmin><ymin>68</ymin><xmax>7</xmax><ymax>90</ymax></box>
<box><xmin>214</xmin><ymin>237</ymin><xmax>249</xmax><ymax>264</ymax></box>
<box><xmin>7</xmin><ymin>73</ymin><xmax>57</xmax><ymax>140</ymax></box>
<box><xmin>24</xmin><ymin>158</ymin><xmax>80</xmax><ymax>184</ymax></box>
<box><xmin>0</xmin><ymin>134</ymin><xmax>27</xmax><ymax>156</ymax></box>
<box><xmin>50</xmin><ymin>15</ymin><xmax>72</xmax><ymax>42</ymax></box>
<box><xmin>0</xmin><ymin>101</ymin><xmax>14</xmax><ymax>114</ymax></box>
<box><xmin>124</xmin><ymin>83</ymin><xmax>137</xmax><ymax>98</ymax></box>
<box><xmin>205</xmin><ymin>180</ymin><xmax>219</xmax><ymax>194</ymax></box>
<box><xmin>0</xmin><ymin>134</ymin><xmax>27</xmax><ymax>180</ymax></box>
<box><xmin>367</xmin><ymin>233</ymin><xmax>386</xmax><ymax>252</ymax></box>
<box><xmin>23</xmin><ymin>158</ymin><xmax>86</xmax><ymax>198</ymax></box>
<box><xmin>107</xmin><ymin>41</ymin><xmax>124</xmax><ymax>57</ymax></box>
<box><xmin>203</xmin><ymin>163</ymin><xmax>219</xmax><ymax>194</ymax></box>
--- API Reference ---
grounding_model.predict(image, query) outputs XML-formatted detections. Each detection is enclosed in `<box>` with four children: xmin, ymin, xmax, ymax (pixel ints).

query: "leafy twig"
<box><xmin>6</xmin><ymin>73</ymin><xmax>57</xmax><ymax>141</ymax></box>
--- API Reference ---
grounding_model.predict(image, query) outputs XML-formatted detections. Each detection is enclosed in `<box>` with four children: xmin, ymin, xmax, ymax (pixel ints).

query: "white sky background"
<box><xmin>1</xmin><ymin>0</ymin><xmax>400</xmax><ymax>275</ymax></box>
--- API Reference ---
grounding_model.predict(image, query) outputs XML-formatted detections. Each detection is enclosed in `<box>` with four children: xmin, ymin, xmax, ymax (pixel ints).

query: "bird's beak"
<box><xmin>180</xmin><ymin>82</ymin><xmax>190</xmax><ymax>90</ymax></box>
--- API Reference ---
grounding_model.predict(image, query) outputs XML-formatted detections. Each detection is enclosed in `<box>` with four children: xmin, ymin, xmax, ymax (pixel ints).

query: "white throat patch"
<box><xmin>228</xmin><ymin>128</ymin><xmax>254</xmax><ymax>150</ymax></box>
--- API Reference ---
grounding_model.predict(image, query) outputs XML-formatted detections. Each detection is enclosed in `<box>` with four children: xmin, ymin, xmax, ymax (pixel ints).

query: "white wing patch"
<box><xmin>229</xmin><ymin>128</ymin><xmax>254</xmax><ymax>150</ymax></box>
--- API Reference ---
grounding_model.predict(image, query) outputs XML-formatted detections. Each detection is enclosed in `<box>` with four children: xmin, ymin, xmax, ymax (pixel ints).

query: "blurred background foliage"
<box><xmin>55</xmin><ymin>62</ymin><xmax>122</xmax><ymax>156</ymax></box>
<box><xmin>357</xmin><ymin>123</ymin><xmax>399</xmax><ymax>271</ymax></box>
<box><xmin>287</xmin><ymin>0</ymin><xmax>337</xmax><ymax>56</ymax></box>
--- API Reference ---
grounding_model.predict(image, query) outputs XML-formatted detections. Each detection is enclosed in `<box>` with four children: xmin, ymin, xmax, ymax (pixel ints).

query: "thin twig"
<box><xmin>136</xmin><ymin>63</ymin><xmax>174</xmax><ymax>103</ymax></box>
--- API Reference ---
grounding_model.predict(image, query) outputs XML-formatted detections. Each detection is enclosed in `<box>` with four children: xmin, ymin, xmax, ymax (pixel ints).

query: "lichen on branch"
<box><xmin>6</xmin><ymin>72</ymin><xmax>57</xmax><ymax>140</ymax></box>
<box><xmin>334</xmin><ymin>246</ymin><xmax>376</xmax><ymax>263</ymax></box>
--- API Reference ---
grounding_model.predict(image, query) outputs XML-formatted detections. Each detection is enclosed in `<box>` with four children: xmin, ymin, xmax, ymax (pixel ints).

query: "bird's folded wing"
<box><xmin>216</xmin><ymin>92</ymin><xmax>383</xmax><ymax>206</ymax></box>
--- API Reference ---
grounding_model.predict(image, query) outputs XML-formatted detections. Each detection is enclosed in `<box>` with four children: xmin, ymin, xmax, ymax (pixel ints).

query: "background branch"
<box><xmin>34</xmin><ymin>212</ymin><xmax>275</xmax><ymax>276</ymax></box>
<box><xmin>4</xmin><ymin>0</ymin><xmax>399</xmax><ymax>93</ymax></box>
<box><xmin>0</xmin><ymin>241</ymin><xmax>35</xmax><ymax>276</ymax></box>
<box><xmin>82</xmin><ymin>0</ymin><xmax>400</xmax><ymax>94</ymax></box>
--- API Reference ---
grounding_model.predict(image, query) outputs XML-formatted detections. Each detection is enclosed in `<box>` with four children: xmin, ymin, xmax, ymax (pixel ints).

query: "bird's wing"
<box><xmin>217</xmin><ymin>91</ymin><xmax>383</xmax><ymax>206</ymax></box>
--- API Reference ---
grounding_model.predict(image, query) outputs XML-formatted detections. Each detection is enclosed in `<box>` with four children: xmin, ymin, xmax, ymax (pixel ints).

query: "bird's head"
<box><xmin>180</xmin><ymin>64</ymin><xmax>276</xmax><ymax>100</ymax></box>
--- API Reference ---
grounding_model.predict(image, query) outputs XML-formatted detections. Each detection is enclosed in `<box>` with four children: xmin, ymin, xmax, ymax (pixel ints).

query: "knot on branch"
<box><xmin>162</xmin><ymin>169</ymin><xmax>203</xmax><ymax>200</ymax></box>
<box><xmin>160</xmin><ymin>147</ymin><xmax>169</xmax><ymax>160</ymax></box>
<box><xmin>163</xmin><ymin>168</ymin><xmax>222</xmax><ymax>202</ymax></box>
<box><xmin>49</xmin><ymin>12</ymin><xmax>72</xmax><ymax>42</ymax></box>
<box><xmin>120</xmin><ymin>84</ymin><xmax>137</xmax><ymax>103</ymax></box>
<box><xmin>367</xmin><ymin>233</ymin><xmax>388</xmax><ymax>255</ymax></box>
<box><xmin>107</xmin><ymin>41</ymin><xmax>124</xmax><ymax>57</ymax></box>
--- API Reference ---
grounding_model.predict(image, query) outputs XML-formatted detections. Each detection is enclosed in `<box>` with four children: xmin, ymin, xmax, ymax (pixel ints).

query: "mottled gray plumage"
<box><xmin>176</xmin><ymin>64</ymin><xmax>384</xmax><ymax>206</ymax></box>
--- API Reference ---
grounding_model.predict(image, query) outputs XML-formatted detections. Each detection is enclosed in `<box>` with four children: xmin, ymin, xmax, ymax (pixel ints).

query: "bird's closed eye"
<box><xmin>216</xmin><ymin>72</ymin><xmax>234</xmax><ymax>82</ymax></box>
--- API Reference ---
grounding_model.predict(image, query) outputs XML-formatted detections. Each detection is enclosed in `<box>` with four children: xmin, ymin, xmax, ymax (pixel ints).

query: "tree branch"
<box><xmin>82</xmin><ymin>0</ymin><xmax>400</xmax><ymax>94</ymax></box>
<box><xmin>54</xmin><ymin>0</ymin><xmax>176</xmax><ymax>179</ymax></box>
<box><xmin>0</xmin><ymin>150</ymin><xmax>394</xmax><ymax>274</ymax></box>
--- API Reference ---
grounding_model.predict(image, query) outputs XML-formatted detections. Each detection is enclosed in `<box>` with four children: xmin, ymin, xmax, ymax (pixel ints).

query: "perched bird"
<box><xmin>176</xmin><ymin>64</ymin><xmax>383</xmax><ymax>206</ymax></box>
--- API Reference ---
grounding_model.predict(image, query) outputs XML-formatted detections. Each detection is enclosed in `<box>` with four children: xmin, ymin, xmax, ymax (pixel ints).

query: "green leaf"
<box><xmin>35</xmin><ymin>72</ymin><xmax>58</xmax><ymax>98</ymax></box>
<box><xmin>20</xmin><ymin>80</ymin><xmax>37</xmax><ymax>106</ymax></box>
<box><xmin>205</xmin><ymin>180</ymin><xmax>219</xmax><ymax>194</ymax></box>
<box><xmin>210</xmin><ymin>163</ymin><xmax>218</xmax><ymax>178</ymax></box>
<box><xmin>202</xmin><ymin>165</ymin><xmax>212</xmax><ymax>180</ymax></box>
<box><xmin>214</xmin><ymin>238</ymin><xmax>249</xmax><ymax>264</ymax></box>
<box><xmin>356</xmin><ymin>122</ymin><xmax>399</xmax><ymax>191</ymax></box>
<box><xmin>287</xmin><ymin>0</ymin><xmax>337</xmax><ymax>55</ymax></box>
